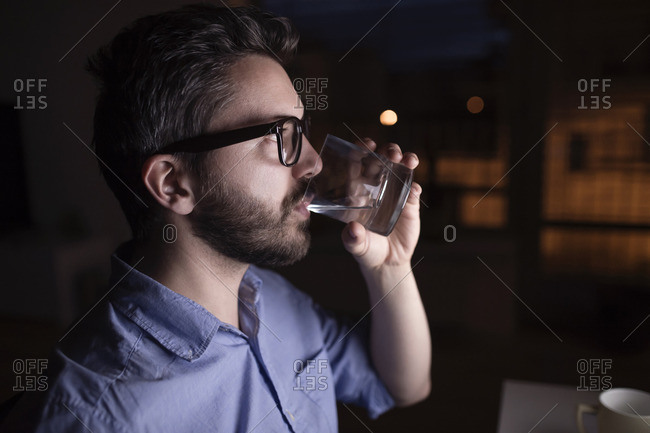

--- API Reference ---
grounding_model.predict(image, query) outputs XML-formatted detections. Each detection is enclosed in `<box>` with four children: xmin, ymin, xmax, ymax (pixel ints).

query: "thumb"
<box><xmin>341</xmin><ymin>221</ymin><xmax>368</xmax><ymax>257</ymax></box>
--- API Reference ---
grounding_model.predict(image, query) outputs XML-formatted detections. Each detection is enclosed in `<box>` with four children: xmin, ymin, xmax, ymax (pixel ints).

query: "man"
<box><xmin>2</xmin><ymin>4</ymin><xmax>430</xmax><ymax>432</ymax></box>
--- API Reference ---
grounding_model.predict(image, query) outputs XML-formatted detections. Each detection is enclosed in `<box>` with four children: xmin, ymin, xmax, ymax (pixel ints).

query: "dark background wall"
<box><xmin>1</xmin><ymin>0</ymin><xmax>650</xmax><ymax>431</ymax></box>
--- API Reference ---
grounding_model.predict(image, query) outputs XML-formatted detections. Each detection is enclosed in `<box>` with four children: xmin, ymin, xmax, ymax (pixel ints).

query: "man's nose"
<box><xmin>292</xmin><ymin>135</ymin><xmax>322</xmax><ymax>179</ymax></box>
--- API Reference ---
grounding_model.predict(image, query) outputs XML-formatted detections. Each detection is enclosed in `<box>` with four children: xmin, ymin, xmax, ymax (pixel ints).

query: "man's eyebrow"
<box><xmin>244</xmin><ymin>111</ymin><xmax>306</xmax><ymax>125</ymax></box>
<box><xmin>272</xmin><ymin>111</ymin><xmax>307</xmax><ymax>121</ymax></box>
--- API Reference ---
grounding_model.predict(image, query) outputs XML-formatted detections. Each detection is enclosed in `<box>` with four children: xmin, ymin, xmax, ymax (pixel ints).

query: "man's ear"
<box><xmin>141</xmin><ymin>155</ymin><xmax>196</xmax><ymax>215</ymax></box>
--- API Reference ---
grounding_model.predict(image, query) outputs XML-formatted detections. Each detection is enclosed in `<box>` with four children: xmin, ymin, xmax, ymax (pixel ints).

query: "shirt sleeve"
<box><xmin>312</xmin><ymin>302</ymin><xmax>395</xmax><ymax>419</ymax></box>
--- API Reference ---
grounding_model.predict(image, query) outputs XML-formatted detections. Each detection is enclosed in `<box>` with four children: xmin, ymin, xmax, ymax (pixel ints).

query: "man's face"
<box><xmin>189</xmin><ymin>54</ymin><xmax>321</xmax><ymax>267</ymax></box>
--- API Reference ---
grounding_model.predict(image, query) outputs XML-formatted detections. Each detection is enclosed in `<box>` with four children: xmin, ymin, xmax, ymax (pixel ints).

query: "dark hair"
<box><xmin>87</xmin><ymin>4</ymin><xmax>299</xmax><ymax>240</ymax></box>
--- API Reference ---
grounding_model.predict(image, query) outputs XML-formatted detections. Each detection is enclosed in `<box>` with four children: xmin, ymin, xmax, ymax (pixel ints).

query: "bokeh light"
<box><xmin>466</xmin><ymin>96</ymin><xmax>484</xmax><ymax>114</ymax></box>
<box><xmin>380</xmin><ymin>109</ymin><xmax>398</xmax><ymax>126</ymax></box>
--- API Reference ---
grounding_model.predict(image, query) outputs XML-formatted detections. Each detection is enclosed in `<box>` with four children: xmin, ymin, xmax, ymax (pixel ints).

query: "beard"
<box><xmin>189</xmin><ymin>177</ymin><xmax>311</xmax><ymax>268</ymax></box>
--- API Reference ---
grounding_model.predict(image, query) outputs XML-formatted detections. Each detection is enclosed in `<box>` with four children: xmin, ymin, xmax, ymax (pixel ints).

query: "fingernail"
<box><xmin>348</xmin><ymin>226</ymin><xmax>357</xmax><ymax>240</ymax></box>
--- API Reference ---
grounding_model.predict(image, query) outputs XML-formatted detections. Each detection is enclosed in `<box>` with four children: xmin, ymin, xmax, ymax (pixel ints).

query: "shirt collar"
<box><xmin>238</xmin><ymin>266</ymin><xmax>263</xmax><ymax>339</ymax></box>
<box><xmin>239</xmin><ymin>268</ymin><xmax>262</xmax><ymax>306</ymax></box>
<box><xmin>108</xmin><ymin>242</ymin><xmax>263</xmax><ymax>361</ymax></box>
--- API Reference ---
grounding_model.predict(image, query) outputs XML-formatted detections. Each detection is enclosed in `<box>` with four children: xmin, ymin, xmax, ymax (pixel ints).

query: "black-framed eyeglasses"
<box><xmin>155</xmin><ymin>115</ymin><xmax>310</xmax><ymax>167</ymax></box>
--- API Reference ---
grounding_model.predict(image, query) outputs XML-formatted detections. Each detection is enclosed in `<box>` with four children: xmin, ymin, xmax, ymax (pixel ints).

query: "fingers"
<box><xmin>384</xmin><ymin>144</ymin><xmax>419</xmax><ymax>168</ymax></box>
<box><xmin>341</xmin><ymin>221</ymin><xmax>369</xmax><ymax>257</ymax></box>
<box><xmin>355</xmin><ymin>137</ymin><xmax>377</xmax><ymax>152</ymax></box>
<box><xmin>401</xmin><ymin>152</ymin><xmax>419</xmax><ymax>169</ymax></box>
<box><xmin>355</xmin><ymin>138</ymin><xmax>419</xmax><ymax>169</ymax></box>
<box><xmin>407</xmin><ymin>182</ymin><xmax>422</xmax><ymax>206</ymax></box>
<box><xmin>384</xmin><ymin>144</ymin><xmax>402</xmax><ymax>162</ymax></box>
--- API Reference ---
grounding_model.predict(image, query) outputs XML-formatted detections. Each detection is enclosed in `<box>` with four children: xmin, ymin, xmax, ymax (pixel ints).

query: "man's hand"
<box><xmin>341</xmin><ymin>138</ymin><xmax>422</xmax><ymax>270</ymax></box>
<box><xmin>339</xmin><ymin>137</ymin><xmax>431</xmax><ymax>407</ymax></box>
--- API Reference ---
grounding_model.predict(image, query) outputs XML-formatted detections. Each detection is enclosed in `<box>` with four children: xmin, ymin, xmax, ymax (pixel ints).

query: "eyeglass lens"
<box><xmin>279</xmin><ymin>118</ymin><xmax>302</xmax><ymax>165</ymax></box>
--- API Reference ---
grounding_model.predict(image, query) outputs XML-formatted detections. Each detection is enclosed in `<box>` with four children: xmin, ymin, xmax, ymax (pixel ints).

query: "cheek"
<box><xmin>248</xmin><ymin>168</ymin><xmax>291</xmax><ymax>201</ymax></box>
<box><xmin>230</xmin><ymin>164</ymin><xmax>292</xmax><ymax>207</ymax></box>
<box><xmin>211</xmin><ymin>146</ymin><xmax>294</xmax><ymax>203</ymax></box>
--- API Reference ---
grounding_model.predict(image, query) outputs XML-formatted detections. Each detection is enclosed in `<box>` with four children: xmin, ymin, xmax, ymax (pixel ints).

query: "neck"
<box><xmin>130</xmin><ymin>235</ymin><xmax>248</xmax><ymax>329</ymax></box>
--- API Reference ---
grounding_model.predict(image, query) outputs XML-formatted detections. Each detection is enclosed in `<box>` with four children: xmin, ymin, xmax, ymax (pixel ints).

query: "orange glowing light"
<box><xmin>380</xmin><ymin>109</ymin><xmax>398</xmax><ymax>126</ymax></box>
<box><xmin>467</xmin><ymin>96</ymin><xmax>484</xmax><ymax>114</ymax></box>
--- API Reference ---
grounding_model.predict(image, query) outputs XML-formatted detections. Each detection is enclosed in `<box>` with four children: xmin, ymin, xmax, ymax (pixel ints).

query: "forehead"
<box><xmin>210</xmin><ymin>54</ymin><xmax>302</xmax><ymax>131</ymax></box>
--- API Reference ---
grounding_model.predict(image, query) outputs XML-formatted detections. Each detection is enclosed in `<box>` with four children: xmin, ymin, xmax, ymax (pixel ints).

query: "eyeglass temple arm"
<box><xmin>155</xmin><ymin>122</ymin><xmax>277</xmax><ymax>154</ymax></box>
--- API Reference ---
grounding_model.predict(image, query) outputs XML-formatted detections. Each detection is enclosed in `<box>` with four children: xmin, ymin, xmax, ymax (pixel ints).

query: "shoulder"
<box><xmin>3</xmin><ymin>302</ymin><xmax>144</xmax><ymax>432</ymax></box>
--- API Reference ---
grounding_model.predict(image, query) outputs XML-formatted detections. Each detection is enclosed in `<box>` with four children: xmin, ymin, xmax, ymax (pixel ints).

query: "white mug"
<box><xmin>577</xmin><ymin>388</ymin><xmax>650</xmax><ymax>433</ymax></box>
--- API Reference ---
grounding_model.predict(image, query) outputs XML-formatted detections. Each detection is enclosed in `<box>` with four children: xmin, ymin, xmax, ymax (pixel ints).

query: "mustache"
<box><xmin>282</xmin><ymin>178</ymin><xmax>310</xmax><ymax>217</ymax></box>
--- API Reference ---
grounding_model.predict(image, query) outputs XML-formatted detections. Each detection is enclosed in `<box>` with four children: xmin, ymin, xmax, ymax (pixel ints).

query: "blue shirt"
<box><xmin>3</xmin><ymin>244</ymin><xmax>394</xmax><ymax>432</ymax></box>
